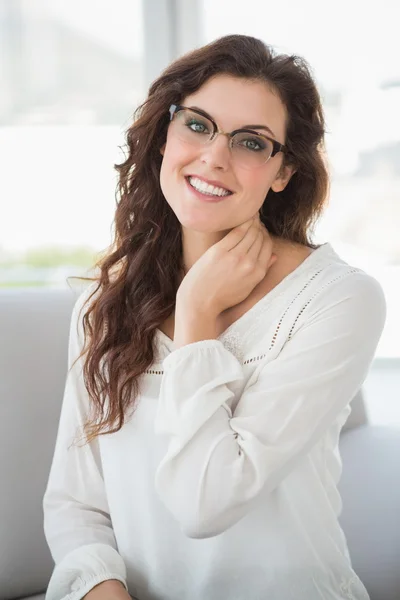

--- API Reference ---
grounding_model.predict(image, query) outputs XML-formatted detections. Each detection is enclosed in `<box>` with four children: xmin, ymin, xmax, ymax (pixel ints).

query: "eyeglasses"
<box><xmin>168</xmin><ymin>104</ymin><xmax>286</xmax><ymax>170</ymax></box>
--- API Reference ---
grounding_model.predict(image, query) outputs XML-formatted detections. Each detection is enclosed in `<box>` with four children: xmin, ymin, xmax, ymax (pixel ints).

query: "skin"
<box><xmin>83</xmin><ymin>579</ymin><xmax>131</xmax><ymax>599</ymax></box>
<box><xmin>174</xmin><ymin>214</ymin><xmax>279</xmax><ymax>346</ymax></box>
<box><xmin>160</xmin><ymin>74</ymin><xmax>295</xmax><ymax>272</ymax></box>
<box><xmin>159</xmin><ymin>74</ymin><xmax>308</xmax><ymax>348</ymax></box>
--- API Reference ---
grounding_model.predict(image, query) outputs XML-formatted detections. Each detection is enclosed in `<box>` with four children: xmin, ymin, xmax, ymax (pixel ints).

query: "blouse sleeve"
<box><xmin>43</xmin><ymin>289</ymin><xmax>128</xmax><ymax>600</ymax></box>
<box><xmin>154</xmin><ymin>271</ymin><xmax>386</xmax><ymax>539</ymax></box>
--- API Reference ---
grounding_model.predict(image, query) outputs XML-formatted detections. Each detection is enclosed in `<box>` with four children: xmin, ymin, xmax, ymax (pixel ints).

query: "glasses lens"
<box><xmin>170</xmin><ymin>108</ymin><xmax>275</xmax><ymax>169</ymax></box>
<box><xmin>231</xmin><ymin>131</ymin><xmax>273</xmax><ymax>168</ymax></box>
<box><xmin>172</xmin><ymin>109</ymin><xmax>213</xmax><ymax>145</ymax></box>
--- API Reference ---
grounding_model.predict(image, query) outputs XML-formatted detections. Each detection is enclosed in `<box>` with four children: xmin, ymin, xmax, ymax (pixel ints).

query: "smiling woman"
<box><xmin>42</xmin><ymin>34</ymin><xmax>385</xmax><ymax>600</ymax></box>
<box><xmin>159</xmin><ymin>74</ymin><xmax>296</xmax><ymax>234</ymax></box>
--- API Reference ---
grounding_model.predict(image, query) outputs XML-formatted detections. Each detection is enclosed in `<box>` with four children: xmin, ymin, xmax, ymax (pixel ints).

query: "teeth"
<box><xmin>188</xmin><ymin>176</ymin><xmax>230</xmax><ymax>197</ymax></box>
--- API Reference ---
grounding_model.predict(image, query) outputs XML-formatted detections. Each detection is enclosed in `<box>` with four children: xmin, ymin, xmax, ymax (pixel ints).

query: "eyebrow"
<box><xmin>189</xmin><ymin>105</ymin><xmax>276</xmax><ymax>138</ymax></box>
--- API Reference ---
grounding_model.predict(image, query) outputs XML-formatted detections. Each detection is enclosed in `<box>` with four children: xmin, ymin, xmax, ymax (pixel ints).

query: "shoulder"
<box><xmin>292</xmin><ymin>244</ymin><xmax>387</xmax><ymax>338</ymax></box>
<box><xmin>259</xmin><ymin>242</ymin><xmax>386</xmax><ymax>347</ymax></box>
<box><xmin>307</xmin><ymin>245</ymin><xmax>386</xmax><ymax>310</ymax></box>
<box><xmin>219</xmin><ymin>244</ymin><xmax>387</xmax><ymax>367</ymax></box>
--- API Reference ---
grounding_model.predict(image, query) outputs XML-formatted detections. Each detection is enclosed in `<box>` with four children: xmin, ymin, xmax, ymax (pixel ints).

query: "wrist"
<box><xmin>83</xmin><ymin>579</ymin><xmax>130</xmax><ymax>599</ymax></box>
<box><xmin>175</xmin><ymin>293</ymin><xmax>219</xmax><ymax>321</ymax></box>
<box><xmin>174</xmin><ymin>303</ymin><xmax>219</xmax><ymax>349</ymax></box>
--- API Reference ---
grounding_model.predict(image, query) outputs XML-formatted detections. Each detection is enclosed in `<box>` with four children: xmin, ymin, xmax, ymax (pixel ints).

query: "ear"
<box><xmin>160</xmin><ymin>143</ymin><xmax>166</xmax><ymax>156</ymax></box>
<box><xmin>271</xmin><ymin>164</ymin><xmax>296</xmax><ymax>193</ymax></box>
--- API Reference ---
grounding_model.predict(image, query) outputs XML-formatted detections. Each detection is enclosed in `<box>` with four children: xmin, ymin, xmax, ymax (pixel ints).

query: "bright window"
<box><xmin>0</xmin><ymin>0</ymin><xmax>144</xmax><ymax>286</ymax></box>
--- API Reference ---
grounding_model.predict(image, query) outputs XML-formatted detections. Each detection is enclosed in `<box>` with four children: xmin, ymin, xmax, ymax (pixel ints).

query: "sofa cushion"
<box><xmin>0</xmin><ymin>288</ymin><xmax>76</xmax><ymax>600</ymax></box>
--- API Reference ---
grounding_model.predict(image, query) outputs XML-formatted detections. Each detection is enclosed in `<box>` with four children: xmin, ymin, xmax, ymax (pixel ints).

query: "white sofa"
<box><xmin>1</xmin><ymin>288</ymin><xmax>399</xmax><ymax>600</ymax></box>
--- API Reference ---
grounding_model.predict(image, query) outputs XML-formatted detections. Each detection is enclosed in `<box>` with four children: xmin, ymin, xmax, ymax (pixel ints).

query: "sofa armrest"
<box><xmin>338</xmin><ymin>425</ymin><xmax>400</xmax><ymax>600</ymax></box>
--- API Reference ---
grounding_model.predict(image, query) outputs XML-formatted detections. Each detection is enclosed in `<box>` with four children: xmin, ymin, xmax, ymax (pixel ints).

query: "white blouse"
<box><xmin>43</xmin><ymin>242</ymin><xmax>386</xmax><ymax>600</ymax></box>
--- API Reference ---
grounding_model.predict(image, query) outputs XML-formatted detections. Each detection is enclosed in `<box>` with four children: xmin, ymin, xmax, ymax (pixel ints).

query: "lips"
<box><xmin>186</xmin><ymin>175</ymin><xmax>233</xmax><ymax>194</ymax></box>
<box><xmin>184</xmin><ymin>177</ymin><xmax>229</xmax><ymax>203</ymax></box>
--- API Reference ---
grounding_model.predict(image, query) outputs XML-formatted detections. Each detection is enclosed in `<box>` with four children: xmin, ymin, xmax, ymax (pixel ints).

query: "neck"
<box><xmin>181</xmin><ymin>226</ymin><xmax>229</xmax><ymax>272</ymax></box>
<box><xmin>180</xmin><ymin>224</ymin><xmax>283</xmax><ymax>274</ymax></box>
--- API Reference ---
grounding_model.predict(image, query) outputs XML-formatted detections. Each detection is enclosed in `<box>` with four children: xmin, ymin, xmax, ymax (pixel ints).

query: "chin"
<box><xmin>180</xmin><ymin>218</ymin><xmax>223</xmax><ymax>234</ymax></box>
<box><xmin>172</xmin><ymin>206</ymin><xmax>221</xmax><ymax>233</ymax></box>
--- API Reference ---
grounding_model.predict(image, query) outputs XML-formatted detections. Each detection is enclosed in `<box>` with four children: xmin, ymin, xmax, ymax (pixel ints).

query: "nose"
<box><xmin>199</xmin><ymin>133</ymin><xmax>231</xmax><ymax>171</ymax></box>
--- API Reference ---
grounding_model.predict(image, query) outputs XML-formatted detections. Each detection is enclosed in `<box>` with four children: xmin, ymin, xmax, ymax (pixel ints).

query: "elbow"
<box><xmin>156</xmin><ymin>477</ymin><xmax>239</xmax><ymax>538</ymax></box>
<box><xmin>156</xmin><ymin>469</ymin><xmax>256</xmax><ymax>539</ymax></box>
<box><xmin>156</xmin><ymin>479</ymin><xmax>242</xmax><ymax>538</ymax></box>
<box><xmin>167</xmin><ymin>494</ymin><xmax>250</xmax><ymax>539</ymax></box>
<box><xmin>155</xmin><ymin>438</ymin><xmax>257</xmax><ymax>538</ymax></box>
<box><xmin>179</xmin><ymin>510</ymin><xmax>234</xmax><ymax>539</ymax></box>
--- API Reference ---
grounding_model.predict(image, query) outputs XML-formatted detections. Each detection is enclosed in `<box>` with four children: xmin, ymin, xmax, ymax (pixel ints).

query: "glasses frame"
<box><xmin>168</xmin><ymin>103</ymin><xmax>286</xmax><ymax>166</ymax></box>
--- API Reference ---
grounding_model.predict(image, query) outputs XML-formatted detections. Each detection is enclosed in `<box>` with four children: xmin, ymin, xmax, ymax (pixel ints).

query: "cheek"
<box><xmin>160</xmin><ymin>137</ymin><xmax>201</xmax><ymax>204</ymax></box>
<box><xmin>159</xmin><ymin>139</ymin><xmax>191</xmax><ymax>207</ymax></box>
<box><xmin>161</xmin><ymin>139</ymin><xmax>179</xmax><ymax>175</ymax></box>
<box><xmin>162</xmin><ymin>133</ymin><xmax>197</xmax><ymax>173</ymax></box>
<box><xmin>238</xmin><ymin>169</ymin><xmax>272</xmax><ymax>202</ymax></box>
<box><xmin>160</xmin><ymin>138</ymin><xmax>179</xmax><ymax>197</ymax></box>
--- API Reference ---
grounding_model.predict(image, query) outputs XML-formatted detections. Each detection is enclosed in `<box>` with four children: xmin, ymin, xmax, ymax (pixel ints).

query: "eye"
<box><xmin>185</xmin><ymin>118</ymin><xmax>210</xmax><ymax>135</ymax></box>
<box><xmin>237</xmin><ymin>137</ymin><xmax>265</xmax><ymax>152</ymax></box>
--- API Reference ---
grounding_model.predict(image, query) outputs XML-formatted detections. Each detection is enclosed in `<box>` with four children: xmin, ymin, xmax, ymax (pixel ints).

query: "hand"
<box><xmin>83</xmin><ymin>579</ymin><xmax>132</xmax><ymax>599</ymax></box>
<box><xmin>176</xmin><ymin>213</ymin><xmax>277</xmax><ymax>317</ymax></box>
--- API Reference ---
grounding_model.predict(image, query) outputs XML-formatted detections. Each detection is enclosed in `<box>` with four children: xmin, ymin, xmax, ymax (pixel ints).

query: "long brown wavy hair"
<box><xmin>77</xmin><ymin>34</ymin><xmax>329</xmax><ymax>445</ymax></box>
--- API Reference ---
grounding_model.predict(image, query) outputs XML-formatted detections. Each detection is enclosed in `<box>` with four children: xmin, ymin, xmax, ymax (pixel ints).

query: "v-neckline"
<box><xmin>156</xmin><ymin>242</ymin><xmax>333</xmax><ymax>349</ymax></box>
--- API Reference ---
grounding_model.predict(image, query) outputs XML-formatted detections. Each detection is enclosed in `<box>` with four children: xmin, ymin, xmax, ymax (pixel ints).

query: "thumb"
<box><xmin>268</xmin><ymin>254</ymin><xmax>277</xmax><ymax>269</ymax></box>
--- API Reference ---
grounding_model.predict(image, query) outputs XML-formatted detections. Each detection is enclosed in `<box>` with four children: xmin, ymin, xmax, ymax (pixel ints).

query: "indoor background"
<box><xmin>0</xmin><ymin>0</ymin><xmax>398</xmax><ymax>425</ymax></box>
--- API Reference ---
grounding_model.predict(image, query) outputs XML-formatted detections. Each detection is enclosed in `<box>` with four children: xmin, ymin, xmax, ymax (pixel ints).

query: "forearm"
<box><xmin>83</xmin><ymin>579</ymin><xmax>131</xmax><ymax>599</ymax></box>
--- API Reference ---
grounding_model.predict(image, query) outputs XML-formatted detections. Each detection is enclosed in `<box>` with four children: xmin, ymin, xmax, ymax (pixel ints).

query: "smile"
<box><xmin>185</xmin><ymin>176</ymin><xmax>233</xmax><ymax>201</ymax></box>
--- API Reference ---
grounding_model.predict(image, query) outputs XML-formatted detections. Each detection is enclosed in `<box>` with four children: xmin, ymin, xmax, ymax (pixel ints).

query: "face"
<box><xmin>159</xmin><ymin>74</ymin><xmax>295</xmax><ymax>234</ymax></box>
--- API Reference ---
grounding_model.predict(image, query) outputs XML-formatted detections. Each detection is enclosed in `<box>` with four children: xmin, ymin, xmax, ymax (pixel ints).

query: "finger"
<box><xmin>255</xmin><ymin>219</ymin><xmax>277</xmax><ymax>269</ymax></box>
<box><xmin>216</xmin><ymin>217</ymin><xmax>256</xmax><ymax>252</ymax></box>
<box><xmin>269</xmin><ymin>254</ymin><xmax>278</xmax><ymax>268</ymax></box>
<box><xmin>246</xmin><ymin>227</ymin><xmax>264</xmax><ymax>261</ymax></box>
<box><xmin>230</xmin><ymin>220</ymin><xmax>260</xmax><ymax>255</ymax></box>
<box><xmin>257</xmin><ymin>234</ymin><xmax>276</xmax><ymax>269</ymax></box>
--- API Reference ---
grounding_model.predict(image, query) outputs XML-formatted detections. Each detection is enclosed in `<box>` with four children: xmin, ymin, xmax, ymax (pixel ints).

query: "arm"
<box><xmin>154</xmin><ymin>272</ymin><xmax>386</xmax><ymax>538</ymax></box>
<box><xmin>43</xmin><ymin>290</ymin><xmax>129</xmax><ymax>600</ymax></box>
<box><xmin>83</xmin><ymin>580</ymin><xmax>131</xmax><ymax>599</ymax></box>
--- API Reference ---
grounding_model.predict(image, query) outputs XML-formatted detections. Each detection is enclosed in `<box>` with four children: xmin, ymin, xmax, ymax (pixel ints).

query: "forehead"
<box><xmin>182</xmin><ymin>74</ymin><xmax>287</xmax><ymax>139</ymax></box>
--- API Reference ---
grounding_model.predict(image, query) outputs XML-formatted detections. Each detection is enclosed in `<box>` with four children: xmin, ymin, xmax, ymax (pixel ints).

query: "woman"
<box><xmin>43</xmin><ymin>34</ymin><xmax>386</xmax><ymax>600</ymax></box>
